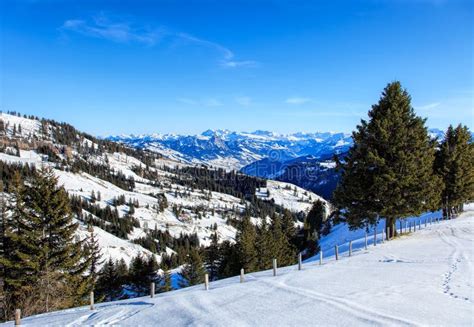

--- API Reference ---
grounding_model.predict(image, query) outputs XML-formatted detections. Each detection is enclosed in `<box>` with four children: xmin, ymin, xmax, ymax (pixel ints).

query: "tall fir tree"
<box><xmin>159</xmin><ymin>270</ymin><xmax>173</xmax><ymax>293</ymax></box>
<box><xmin>84</xmin><ymin>225</ymin><xmax>103</xmax><ymax>290</ymax></box>
<box><xmin>179</xmin><ymin>248</ymin><xmax>206</xmax><ymax>288</ymax></box>
<box><xmin>255</xmin><ymin>218</ymin><xmax>273</xmax><ymax>270</ymax></box>
<box><xmin>281</xmin><ymin>209</ymin><xmax>297</xmax><ymax>248</ymax></box>
<box><xmin>0</xmin><ymin>181</ymin><xmax>8</xmax><ymax>321</ymax></box>
<box><xmin>305</xmin><ymin>200</ymin><xmax>326</xmax><ymax>236</ymax></box>
<box><xmin>1</xmin><ymin>168</ymin><xmax>90</xmax><ymax>317</ymax></box>
<box><xmin>270</xmin><ymin>215</ymin><xmax>296</xmax><ymax>267</ymax></box>
<box><xmin>205</xmin><ymin>232</ymin><xmax>221</xmax><ymax>281</ymax></box>
<box><xmin>129</xmin><ymin>255</ymin><xmax>158</xmax><ymax>296</ymax></box>
<box><xmin>333</xmin><ymin>82</ymin><xmax>441</xmax><ymax>238</ymax></box>
<box><xmin>235</xmin><ymin>216</ymin><xmax>258</xmax><ymax>272</ymax></box>
<box><xmin>96</xmin><ymin>259</ymin><xmax>123</xmax><ymax>301</ymax></box>
<box><xmin>435</xmin><ymin>125</ymin><xmax>474</xmax><ymax>218</ymax></box>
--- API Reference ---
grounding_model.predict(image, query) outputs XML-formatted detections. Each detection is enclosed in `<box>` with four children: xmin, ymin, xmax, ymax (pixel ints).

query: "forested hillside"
<box><xmin>0</xmin><ymin>111</ymin><xmax>329</xmax><ymax>320</ymax></box>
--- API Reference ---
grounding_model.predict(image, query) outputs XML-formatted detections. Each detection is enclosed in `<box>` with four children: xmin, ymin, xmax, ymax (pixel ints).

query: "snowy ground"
<box><xmin>4</xmin><ymin>208</ymin><xmax>473</xmax><ymax>326</ymax></box>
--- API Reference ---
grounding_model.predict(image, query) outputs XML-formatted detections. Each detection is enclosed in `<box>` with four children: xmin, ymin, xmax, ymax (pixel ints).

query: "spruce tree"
<box><xmin>129</xmin><ymin>255</ymin><xmax>158</xmax><ymax>296</ymax></box>
<box><xmin>115</xmin><ymin>258</ymin><xmax>129</xmax><ymax>289</ymax></box>
<box><xmin>435</xmin><ymin>125</ymin><xmax>474</xmax><ymax>217</ymax></box>
<box><xmin>0</xmin><ymin>183</ymin><xmax>9</xmax><ymax>321</ymax></box>
<box><xmin>305</xmin><ymin>200</ymin><xmax>326</xmax><ymax>236</ymax></box>
<box><xmin>255</xmin><ymin>218</ymin><xmax>273</xmax><ymax>270</ymax></box>
<box><xmin>1</xmin><ymin>168</ymin><xmax>89</xmax><ymax>316</ymax></box>
<box><xmin>96</xmin><ymin>259</ymin><xmax>122</xmax><ymax>301</ymax></box>
<box><xmin>159</xmin><ymin>270</ymin><xmax>173</xmax><ymax>293</ymax></box>
<box><xmin>281</xmin><ymin>209</ymin><xmax>297</xmax><ymax>245</ymax></box>
<box><xmin>179</xmin><ymin>248</ymin><xmax>206</xmax><ymax>288</ymax></box>
<box><xmin>84</xmin><ymin>225</ymin><xmax>103</xmax><ymax>288</ymax></box>
<box><xmin>334</xmin><ymin>82</ymin><xmax>441</xmax><ymax>238</ymax></box>
<box><xmin>235</xmin><ymin>216</ymin><xmax>258</xmax><ymax>272</ymax></box>
<box><xmin>271</xmin><ymin>215</ymin><xmax>295</xmax><ymax>267</ymax></box>
<box><xmin>205</xmin><ymin>232</ymin><xmax>221</xmax><ymax>281</ymax></box>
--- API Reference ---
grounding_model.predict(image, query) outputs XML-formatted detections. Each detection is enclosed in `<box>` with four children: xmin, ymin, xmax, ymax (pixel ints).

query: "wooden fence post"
<box><xmin>381</xmin><ymin>229</ymin><xmax>384</xmax><ymax>243</ymax></box>
<box><xmin>349</xmin><ymin>241</ymin><xmax>352</xmax><ymax>256</ymax></box>
<box><xmin>90</xmin><ymin>291</ymin><xmax>94</xmax><ymax>310</ymax></box>
<box><xmin>150</xmin><ymin>282</ymin><xmax>155</xmax><ymax>298</ymax></box>
<box><xmin>364</xmin><ymin>232</ymin><xmax>368</xmax><ymax>250</ymax></box>
<box><xmin>319</xmin><ymin>250</ymin><xmax>323</xmax><ymax>265</ymax></box>
<box><xmin>273</xmin><ymin>258</ymin><xmax>277</xmax><ymax>276</ymax></box>
<box><xmin>399</xmin><ymin>221</ymin><xmax>402</xmax><ymax>235</ymax></box>
<box><xmin>204</xmin><ymin>273</ymin><xmax>209</xmax><ymax>290</ymax></box>
<box><xmin>374</xmin><ymin>228</ymin><xmax>377</xmax><ymax>246</ymax></box>
<box><xmin>335</xmin><ymin>245</ymin><xmax>339</xmax><ymax>260</ymax></box>
<box><xmin>425</xmin><ymin>219</ymin><xmax>427</xmax><ymax>228</ymax></box>
<box><xmin>298</xmin><ymin>252</ymin><xmax>302</xmax><ymax>271</ymax></box>
<box><xmin>419</xmin><ymin>220</ymin><xmax>421</xmax><ymax>230</ymax></box>
<box><xmin>240</xmin><ymin>268</ymin><xmax>245</xmax><ymax>283</ymax></box>
<box><xmin>14</xmin><ymin>309</ymin><xmax>21</xmax><ymax>326</ymax></box>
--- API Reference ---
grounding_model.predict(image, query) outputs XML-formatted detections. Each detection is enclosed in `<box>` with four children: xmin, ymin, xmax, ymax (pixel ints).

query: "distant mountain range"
<box><xmin>108</xmin><ymin>130</ymin><xmax>354</xmax><ymax>170</ymax></box>
<box><xmin>108</xmin><ymin>128</ymin><xmax>452</xmax><ymax>199</ymax></box>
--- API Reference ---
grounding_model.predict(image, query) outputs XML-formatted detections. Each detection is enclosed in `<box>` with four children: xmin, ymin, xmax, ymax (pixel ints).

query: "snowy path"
<box><xmin>3</xmin><ymin>209</ymin><xmax>473</xmax><ymax>326</ymax></box>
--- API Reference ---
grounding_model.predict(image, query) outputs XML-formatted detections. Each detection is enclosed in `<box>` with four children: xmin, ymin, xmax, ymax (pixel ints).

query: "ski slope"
<box><xmin>4</xmin><ymin>208</ymin><xmax>473</xmax><ymax>326</ymax></box>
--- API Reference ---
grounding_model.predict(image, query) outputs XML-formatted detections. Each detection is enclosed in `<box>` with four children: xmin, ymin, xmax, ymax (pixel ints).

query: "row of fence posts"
<box><xmin>125</xmin><ymin>216</ymin><xmax>446</xmax><ymax>297</ymax></box>
<box><xmin>12</xmin><ymin>216</ymin><xmax>446</xmax><ymax>325</ymax></box>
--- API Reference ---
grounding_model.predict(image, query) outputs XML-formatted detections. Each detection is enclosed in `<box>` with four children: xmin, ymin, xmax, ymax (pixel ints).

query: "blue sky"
<box><xmin>1</xmin><ymin>0</ymin><xmax>472</xmax><ymax>136</ymax></box>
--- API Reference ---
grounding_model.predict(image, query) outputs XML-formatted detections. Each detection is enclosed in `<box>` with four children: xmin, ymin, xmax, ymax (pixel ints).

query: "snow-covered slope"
<box><xmin>4</xmin><ymin>207</ymin><xmax>472</xmax><ymax>326</ymax></box>
<box><xmin>0</xmin><ymin>113</ymin><xmax>326</xmax><ymax>266</ymax></box>
<box><xmin>108</xmin><ymin>130</ymin><xmax>353</xmax><ymax>170</ymax></box>
<box><xmin>107</xmin><ymin>128</ymin><xmax>459</xmax><ymax>171</ymax></box>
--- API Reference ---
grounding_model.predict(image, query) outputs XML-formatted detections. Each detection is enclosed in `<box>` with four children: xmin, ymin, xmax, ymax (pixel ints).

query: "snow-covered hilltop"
<box><xmin>0</xmin><ymin>112</ymin><xmax>326</xmax><ymax>266</ymax></box>
<box><xmin>108</xmin><ymin>129</ymin><xmax>353</xmax><ymax>170</ymax></box>
<box><xmin>4</xmin><ymin>207</ymin><xmax>472</xmax><ymax>326</ymax></box>
<box><xmin>107</xmin><ymin>128</ymin><xmax>455</xmax><ymax>172</ymax></box>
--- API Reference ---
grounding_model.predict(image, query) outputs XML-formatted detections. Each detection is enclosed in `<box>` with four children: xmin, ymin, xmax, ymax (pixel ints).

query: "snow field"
<box><xmin>4</xmin><ymin>207</ymin><xmax>472</xmax><ymax>326</ymax></box>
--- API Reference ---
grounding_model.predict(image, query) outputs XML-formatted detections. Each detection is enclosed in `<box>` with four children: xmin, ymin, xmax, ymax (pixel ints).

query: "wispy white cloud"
<box><xmin>221</xmin><ymin>60</ymin><xmax>258</xmax><ymax>68</ymax></box>
<box><xmin>61</xmin><ymin>15</ymin><xmax>161</xmax><ymax>46</ymax></box>
<box><xmin>285</xmin><ymin>97</ymin><xmax>312</xmax><ymax>105</ymax></box>
<box><xmin>415</xmin><ymin>102</ymin><xmax>441</xmax><ymax>111</ymax></box>
<box><xmin>235</xmin><ymin>96</ymin><xmax>252</xmax><ymax>106</ymax></box>
<box><xmin>177</xmin><ymin>97</ymin><xmax>222</xmax><ymax>107</ymax></box>
<box><xmin>61</xmin><ymin>15</ymin><xmax>257</xmax><ymax>68</ymax></box>
<box><xmin>203</xmin><ymin>98</ymin><xmax>223</xmax><ymax>107</ymax></box>
<box><xmin>177</xmin><ymin>98</ymin><xmax>198</xmax><ymax>105</ymax></box>
<box><xmin>176</xmin><ymin>33</ymin><xmax>257</xmax><ymax>68</ymax></box>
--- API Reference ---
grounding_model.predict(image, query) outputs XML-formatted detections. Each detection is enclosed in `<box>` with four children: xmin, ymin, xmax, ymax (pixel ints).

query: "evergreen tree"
<box><xmin>216</xmin><ymin>240</ymin><xmax>238</xmax><ymax>279</ymax></box>
<box><xmin>0</xmin><ymin>182</ymin><xmax>9</xmax><ymax>321</ymax></box>
<box><xmin>205</xmin><ymin>232</ymin><xmax>221</xmax><ymax>281</ymax></box>
<box><xmin>159</xmin><ymin>270</ymin><xmax>173</xmax><ymax>293</ymax></box>
<box><xmin>84</xmin><ymin>225</ymin><xmax>103</xmax><ymax>288</ymax></box>
<box><xmin>235</xmin><ymin>216</ymin><xmax>258</xmax><ymax>272</ymax></box>
<box><xmin>255</xmin><ymin>218</ymin><xmax>273</xmax><ymax>270</ymax></box>
<box><xmin>435</xmin><ymin>125</ymin><xmax>474</xmax><ymax>218</ymax></box>
<box><xmin>115</xmin><ymin>258</ymin><xmax>129</xmax><ymax>289</ymax></box>
<box><xmin>281</xmin><ymin>209</ymin><xmax>296</xmax><ymax>243</ymax></box>
<box><xmin>301</xmin><ymin>201</ymin><xmax>326</xmax><ymax>258</ymax></box>
<box><xmin>1</xmin><ymin>168</ymin><xmax>89</xmax><ymax>317</ymax></box>
<box><xmin>179</xmin><ymin>248</ymin><xmax>206</xmax><ymax>288</ymax></box>
<box><xmin>96</xmin><ymin>259</ymin><xmax>123</xmax><ymax>301</ymax></box>
<box><xmin>271</xmin><ymin>215</ymin><xmax>296</xmax><ymax>267</ymax></box>
<box><xmin>129</xmin><ymin>255</ymin><xmax>158</xmax><ymax>296</ymax></box>
<box><xmin>305</xmin><ymin>200</ymin><xmax>326</xmax><ymax>236</ymax></box>
<box><xmin>333</xmin><ymin>82</ymin><xmax>441</xmax><ymax>238</ymax></box>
